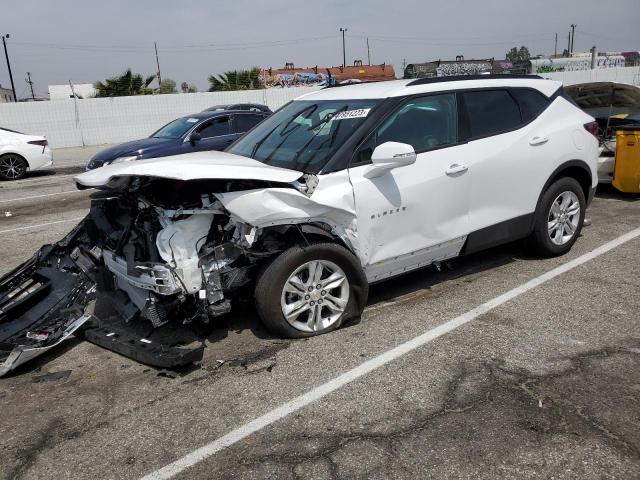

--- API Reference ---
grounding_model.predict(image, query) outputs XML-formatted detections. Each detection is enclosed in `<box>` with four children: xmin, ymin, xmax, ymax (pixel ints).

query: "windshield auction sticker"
<box><xmin>332</xmin><ymin>108</ymin><xmax>371</xmax><ymax>121</ymax></box>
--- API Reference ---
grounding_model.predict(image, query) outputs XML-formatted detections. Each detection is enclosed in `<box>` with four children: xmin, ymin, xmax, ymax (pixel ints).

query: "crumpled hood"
<box><xmin>75</xmin><ymin>151</ymin><xmax>304</xmax><ymax>188</ymax></box>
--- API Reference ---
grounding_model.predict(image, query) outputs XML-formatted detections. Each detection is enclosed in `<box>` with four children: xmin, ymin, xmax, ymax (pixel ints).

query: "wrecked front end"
<box><xmin>1</xmin><ymin>170</ymin><xmax>353</xmax><ymax>376</ymax></box>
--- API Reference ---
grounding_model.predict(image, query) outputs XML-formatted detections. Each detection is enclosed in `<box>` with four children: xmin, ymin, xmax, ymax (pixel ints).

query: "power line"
<box><xmin>9</xmin><ymin>35</ymin><xmax>340</xmax><ymax>53</ymax></box>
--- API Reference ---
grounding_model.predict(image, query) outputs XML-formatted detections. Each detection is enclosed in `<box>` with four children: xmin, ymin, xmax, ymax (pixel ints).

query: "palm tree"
<box><xmin>94</xmin><ymin>69</ymin><xmax>156</xmax><ymax>97</ymax></box>
<box><xmin>208</xmin><ymin>67</ymin><xmax>264</xmax><ymax>91</ymax></box>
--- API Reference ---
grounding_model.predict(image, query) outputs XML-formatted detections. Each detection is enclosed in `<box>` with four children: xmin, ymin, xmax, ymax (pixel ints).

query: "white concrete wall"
<box><xmin>48</xmin><ymin>84</ymin><xmax>97</xmax><ymax>100</ymax></box>
<box><xmin>540</xmin><ymin>66</ymin><xmax>640</xmax><ymax>86</ymax></box>
<box><xmin>0</xmin><ymin>87</ymin><xmax>319</xmax><ymax>148</ymax></box>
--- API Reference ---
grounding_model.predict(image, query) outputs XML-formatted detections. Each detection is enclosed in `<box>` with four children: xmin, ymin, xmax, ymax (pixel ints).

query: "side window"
<box><xmin>197</xmin><ymin>117</ymin><xmax>230</xmax><ymax>138</ymax></box>
<box><xmin>510</xmin><ymin>88</ymin><xmax>550</xmax><ymax>123</ymax></box>
<box><xmin>234</xmin><ymin>114</ymin><xmax>265</xmax><ymax>133</ymax></box>
<box><xmin>463</xmin><ymin>90</ymin><xmax>522</xmax><ymax>139</ymax></box>
<box><xmin>377</xmin><ymin>93</ymin><xmax>458</xmax><ymax>153</ymax></box>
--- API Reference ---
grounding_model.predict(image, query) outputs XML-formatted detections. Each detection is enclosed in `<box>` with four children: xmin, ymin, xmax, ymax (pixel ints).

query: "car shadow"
<box><xmin>595</xmin><ymin>183</ymin><xmax>640</xmax><ymax>202</ymax></box>
<box><xmin>0</xmin><ymin>241</ymin><xmax>550</xmax><ymax>379</ymax></box>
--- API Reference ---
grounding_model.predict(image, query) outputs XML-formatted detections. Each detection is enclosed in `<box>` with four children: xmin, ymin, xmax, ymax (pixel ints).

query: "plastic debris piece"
<box><xmin>32</xmin><ymin>370</ymin><xmax>72</xmax><ymax>383</ymax></box>
<box><xmin>157</xmin><ymin>369</ymin><xmax>179</xmax><ymax>379</ymax></box>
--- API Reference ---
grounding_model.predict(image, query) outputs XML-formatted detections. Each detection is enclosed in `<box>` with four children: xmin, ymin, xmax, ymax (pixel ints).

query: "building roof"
<box><xmin>264</xmin><ymin>63</ymin><xmax>396</xmax><ymax>83</ymax></box>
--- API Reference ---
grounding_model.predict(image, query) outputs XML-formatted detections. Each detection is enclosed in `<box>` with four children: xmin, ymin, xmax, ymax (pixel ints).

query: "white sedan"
<box><xmin>0</xmin><ymin>127</ymin><xmax>53</xmax><ymax>180</ymax></box>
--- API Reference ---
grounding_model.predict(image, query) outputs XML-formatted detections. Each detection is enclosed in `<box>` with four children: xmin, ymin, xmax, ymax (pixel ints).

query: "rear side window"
<box><xmin>234</xmin><ymin>114</ymin><xmax>264</xmax><ymax>133</ymax></box>
<box><xmin>197</xmin><ymin>117</ymin><xmax>230</xmax><ymax>138</ymax></box>
<box><xmin>463</xmin><ymin>90</ymin><xmax>522</xmax><ymax>139</ymax></box>
<box><xmin>510</xmin><ymin>88</ymin><xmax>550</xmax><ymax>122</ymax></box>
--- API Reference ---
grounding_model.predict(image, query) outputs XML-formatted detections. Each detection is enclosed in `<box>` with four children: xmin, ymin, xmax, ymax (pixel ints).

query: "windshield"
<box><xmin>228</xmin><ymin>99</ymin><xmax>379</xmax><ymax>172</ymax></box>
<box><xmin>151</xmin><ymin>117</ymin><xmax>201</xmax><ymax>139</ymax></box>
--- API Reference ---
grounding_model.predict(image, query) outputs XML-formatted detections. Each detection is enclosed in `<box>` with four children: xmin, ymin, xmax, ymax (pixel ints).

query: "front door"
<box><xmin>183</xmin><ymin>116</ymin><xmax>236</xmax><ymax>152</ymax></box>
<box><xmin>348</xmin><ymin>93</ymin><xmax>471</xmax><ymax>282</ymax></box>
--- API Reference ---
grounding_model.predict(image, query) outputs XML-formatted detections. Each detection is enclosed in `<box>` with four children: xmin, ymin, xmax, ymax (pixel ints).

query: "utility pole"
<box><xmin>26</xmin><ymin>72</ymin><xmax>35</xmax><ymax>100</ymax></box>
<box><xmin>570</xmin><ymin>24</ymin><xmax>577</xmax><ymax>54</ymax></box>
<box><xmin>339</xmin><ymin>28</ymin><xmax>347</xmax><ymax>68</ymax></box>
<box><xmin>154</xmin><ymin>41</ymin><xmax>162</xmax><ymax>91</ymax></box>
<box><xmin>567</xmin><ymin>31</ymin><xmax>571</xmax><ymax>57</ymax></box>
<box><xmin>366</xmin><ymin>37</ymin><xmax>371</xmax><ymax>65</ymax></box>
<box><xmin>554</xmin><ymin>32</ymin><xmax>558</xmax><ymax>57</ymax></box>
<box><xmin>1</xmin><ymin>34</ymin><xmax>16</xmax><ymax>102</ymax></box>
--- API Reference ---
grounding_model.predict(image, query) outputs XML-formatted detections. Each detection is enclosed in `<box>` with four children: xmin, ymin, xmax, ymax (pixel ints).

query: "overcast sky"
<box><xmin>1</xmin><ymin>0</ymin><xmax>638</xmax><ymax>97</ymax></box>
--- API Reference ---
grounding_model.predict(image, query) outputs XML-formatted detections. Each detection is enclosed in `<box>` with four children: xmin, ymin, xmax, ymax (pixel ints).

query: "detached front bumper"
<box><xmin>0</xmin><ymin>220</ymin><xmax>204</xmax><ymax>377</ymax></box>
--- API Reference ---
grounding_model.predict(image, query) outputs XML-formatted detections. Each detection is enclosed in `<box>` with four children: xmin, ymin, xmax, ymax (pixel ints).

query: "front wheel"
<box><xmin>529</xmin><ymin>177</ymin><xmax>586</xmax><ymax>257</ymax></box>
<box><xmin>255</xmin><ymin>242</ymin><xmax>368</xmax><ymax>338</ymax></box>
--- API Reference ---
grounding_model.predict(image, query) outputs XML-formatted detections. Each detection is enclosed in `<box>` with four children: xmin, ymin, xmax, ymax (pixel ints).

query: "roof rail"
<box><xmin>406</xmin><ymin>74</ymin><xmax>543</xmax><ymax>86</ymax></box>
<box><xmin>322</xmin><ymin>80</ymin><xmax>381</xmax><ymax>89</ymax></box>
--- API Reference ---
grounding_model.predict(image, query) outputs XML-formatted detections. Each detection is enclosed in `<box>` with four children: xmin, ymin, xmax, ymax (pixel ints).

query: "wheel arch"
<box><xmin>260</xmin><ymin>221</ymin><xmax>359</xmax><ymax>257</ymax></box>
<box><xmin>0</xmin><ymin>151</ymin><xmax>30</xmax><ymax>168</ymax></box>
<box><xmin>540</xmin><ymin>160</ymin><xmax>592</xmax><ymax>203</ymax></box>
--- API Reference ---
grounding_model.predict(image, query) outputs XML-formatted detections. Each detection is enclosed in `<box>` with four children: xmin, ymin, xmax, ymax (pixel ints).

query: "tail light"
<box><xmin>584</xmin><ymin>121</ymin><xmax>600</xmax><ymax>138</ymax></box>
<box><xmin>27</xmin><ymin>139</ymin><xmax>48</xmax><ymax>147</ymax></box>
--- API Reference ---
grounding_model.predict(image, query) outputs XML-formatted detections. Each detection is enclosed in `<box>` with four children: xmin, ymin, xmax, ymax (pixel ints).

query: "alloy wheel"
<box><xmin>280</xmin><ymin>260</ymin><xmax>350</xmax><ymax>333</ymax></box>
<box><xmin>547</xmin><ymin>191</ymin><xmax>581</xmax><ymax>245</ymax></box>
<box><xmin>0</xmin><ymin>156</ymin><xmax>26</xmax><ymax>180</ymax></box>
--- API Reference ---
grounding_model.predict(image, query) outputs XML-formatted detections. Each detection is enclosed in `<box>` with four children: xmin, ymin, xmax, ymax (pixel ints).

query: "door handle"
<box><xmin>445</xmin><ymin>164</ymin><xmax>468</xmax><ymax>176</ymax></box>
<box><xmin>529</xmin><ymin>136</ymin><xmax>549</xmax><ymax>146</ymax></box>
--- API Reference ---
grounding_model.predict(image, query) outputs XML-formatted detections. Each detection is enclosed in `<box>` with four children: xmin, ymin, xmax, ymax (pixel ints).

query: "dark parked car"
<box><xmin>202</xmin><ymin>103</ymin><xmax>272</xmax><ymax>113</ymax></box>
<box><xmin>86</xmin><ymin>110</ymin><xmax>269</xmax><ymax>170</ymax></box>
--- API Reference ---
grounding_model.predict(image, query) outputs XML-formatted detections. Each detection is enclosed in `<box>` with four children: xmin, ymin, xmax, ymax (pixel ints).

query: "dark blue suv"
<box><xmin>86</xmin><ymin>109</ymin><xmax>269</xmax><ymax>170</ymax></box>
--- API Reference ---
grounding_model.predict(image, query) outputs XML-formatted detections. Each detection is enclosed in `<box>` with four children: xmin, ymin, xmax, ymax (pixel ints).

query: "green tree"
<box><xmin>506</xmin><ymin>46</ymin><xmax>531</xmax><ymax>62</ymax></box>
<box><xmin>94</xmin><ymin>69</ymin><xmax>156</xmax><ymax>97</ymax></box>
<box><xmin>159</xmin><ymin>78</ymin><xmax>177</xmax><ymax>94</ymax></box>
<box><xmin>208</xmin><ymin>67</ymin><xmax>264</xmax><ymax>91</ymax></box>
<box><xmin>181</xmin><ymin>82</ymin><xmax>198</xmax><ymax>93</ymax></box>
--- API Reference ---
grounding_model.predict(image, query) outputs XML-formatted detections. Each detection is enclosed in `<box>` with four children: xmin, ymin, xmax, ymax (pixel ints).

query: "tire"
<box><xmin>529</xmin><ymin>177</ymin><xmax>586</xmax><ymax>257</ymax></box>
<box><xmin>255</xmin><ymin>242</ymin><xmax>368</xmax><ymax>338</ymax></box>
<box><xmin>0</xmin><ymin>154</ymin><xmax>28</xmax><ymax>181</ymax></box>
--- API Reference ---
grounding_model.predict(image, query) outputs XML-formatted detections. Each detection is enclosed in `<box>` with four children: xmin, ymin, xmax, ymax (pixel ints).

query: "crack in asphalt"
<box><xmin>221</xmin><ymin>342</ymin><xmax>640</xmax><ymax>479</ymax></box>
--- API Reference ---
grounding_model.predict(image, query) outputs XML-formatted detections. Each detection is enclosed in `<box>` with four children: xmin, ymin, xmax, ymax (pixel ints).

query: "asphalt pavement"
<box><xmin>0</xmin><ymin>147</ymin><xmax>639</xmax><ymax>480</ymax></box>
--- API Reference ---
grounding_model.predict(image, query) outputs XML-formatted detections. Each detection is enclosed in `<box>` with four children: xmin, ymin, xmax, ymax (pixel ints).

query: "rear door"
<box><xmin>348</xmin><ymin>93</ymin><xmax>472</xmax><ymax>281</ymax></box>
<box><xmin>460</xmin><ymin>88</ymin><xmax>552</xmax><ymax>235</ymax></box>
<box><xmin>232</xmin><ymin>113</ymin><xmax>267</xmax><ymax>137</ymax></box>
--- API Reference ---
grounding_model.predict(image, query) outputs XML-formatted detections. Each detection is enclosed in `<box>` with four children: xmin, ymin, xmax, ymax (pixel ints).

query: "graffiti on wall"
<box><xmin>435</xmin><ymin>62</ymin><xmax>493</xmax><ymax>76</ymax></box>
<box><xmin>259</xmin><ymin>70</ymin><xmax>331</xmax><ymax>88</ymax></box>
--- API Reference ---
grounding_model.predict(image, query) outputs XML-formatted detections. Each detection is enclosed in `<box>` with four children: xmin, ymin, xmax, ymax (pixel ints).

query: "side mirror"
<box><xmin>190</xmin><ymin>132</ymin><xmax>202</xmax><ymax>144</ymax></box>
<box><xmin>364</xmin><ymin>141</ymin><xmax>416</xmax><ymax>178</ymax></box>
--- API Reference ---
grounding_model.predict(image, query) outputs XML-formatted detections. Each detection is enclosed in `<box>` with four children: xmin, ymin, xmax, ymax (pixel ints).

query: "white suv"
<box><xmin>0</xmin><ymin>75</ymin><xmax>599</xmax><ymax>374</ymax></box>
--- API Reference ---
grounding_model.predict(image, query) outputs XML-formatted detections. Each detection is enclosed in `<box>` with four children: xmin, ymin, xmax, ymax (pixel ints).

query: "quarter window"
<box><xmin>463</xmin><ymin>90</ymin><xmax>522</xmax><ymax>139</ymax></box>
<box><xmin>376</xmin><ymin>93</ymin><xmax>458</xmax><ymax>153</ymax></box>
<box><xmin>510</xmin><ymin>88</ymin><xmax>550</xmax><ymax>123</ymax></box>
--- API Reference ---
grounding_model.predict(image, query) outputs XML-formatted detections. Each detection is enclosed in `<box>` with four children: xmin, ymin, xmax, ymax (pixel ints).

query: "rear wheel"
<box><xmin>255</xmin><ymin>242</ymin><xmax>368</xmax><ymax>338</ymax></box>
<box><xmin>529</xmin><ymin>177</ymin><xmax>585</xmax><ymax>257</ymax></box>
<box><xmin>0</xmin><ymin>154</ymin><xmax>28</xmax><ymax>180</ymax></box>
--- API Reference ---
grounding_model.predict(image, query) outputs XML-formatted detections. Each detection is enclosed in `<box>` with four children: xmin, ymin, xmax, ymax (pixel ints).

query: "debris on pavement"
<box><xmin>32</xmin><ymin>370</ymin><xmax>72</xmax><ymax>383</ymax></box>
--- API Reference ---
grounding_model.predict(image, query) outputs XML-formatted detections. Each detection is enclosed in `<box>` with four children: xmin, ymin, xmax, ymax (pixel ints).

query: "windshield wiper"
<box><xmin>249</xmin><ymin>104</ymin><xmax>318</xmax><ymax>159</ymax></box>
<box><xmin>250</xmin><ymin>123</ymin><xmax>280</xmax><ymax>158</ymax></box>
<box><xmin>307</xmin><ymin>104</ymin><xmax>348</xmax><ymax>131</ymax></box>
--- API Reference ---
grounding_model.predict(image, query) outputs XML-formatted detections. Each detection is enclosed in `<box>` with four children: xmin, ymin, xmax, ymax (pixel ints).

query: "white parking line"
<box><xmin>0</xmin><ymin>189</ymin><xmax>85</xmax><ymax>203</ymax></box>
<box><xmin>141</xmin><ymin>227</ymin><xmax>640</xmax><ymax>480</ymax></box>
<box><xmin>0</xmin><ymin>217</ymin><xmax>84</xmax><ymax>234</ymax></box>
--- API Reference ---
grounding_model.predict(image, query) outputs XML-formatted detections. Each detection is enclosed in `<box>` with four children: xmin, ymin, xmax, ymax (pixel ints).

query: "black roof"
<box><xmin>203</xmin><ymin>103</ymin><xmax>271</xmax><ymax>112</ymax></box>
<box><xmin>406</xmin><ymin>74</ymin><xmax>543</xmax><ymax>86</ymax></box>
<box><xmin>178</xmin><ymin>109</ymin><xmax>267</xmax><ymax>121</ymax></box>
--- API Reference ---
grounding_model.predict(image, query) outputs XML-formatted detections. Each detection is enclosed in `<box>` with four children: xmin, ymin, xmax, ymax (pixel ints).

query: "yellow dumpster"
<box><xmin>613</xmin><ymin>126</ymin><xmax>640</xmax><ymax>193</ymax></box>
